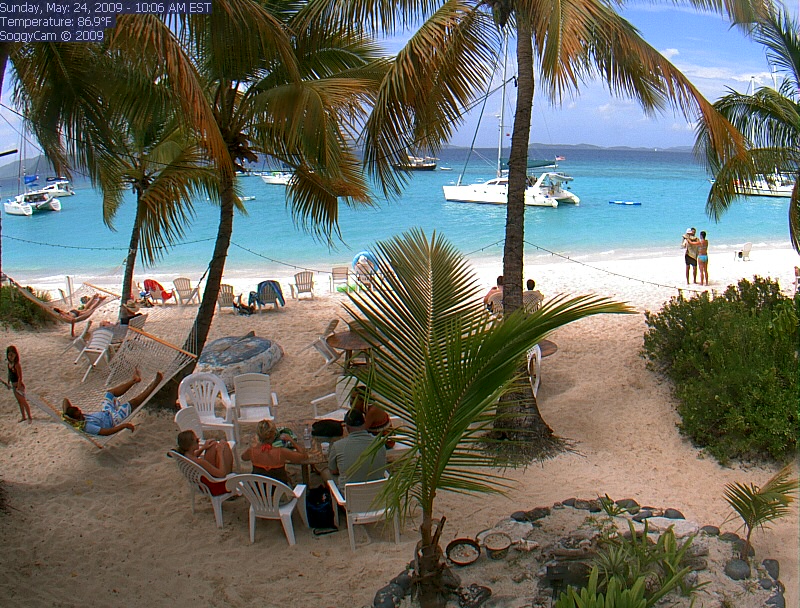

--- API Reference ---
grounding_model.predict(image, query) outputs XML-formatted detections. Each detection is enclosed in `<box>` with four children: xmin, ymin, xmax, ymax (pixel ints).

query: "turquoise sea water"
<box><xmin>1</xmin><ymin>147</ymin><xmax>792</xmax><ymax>284</ymax></box>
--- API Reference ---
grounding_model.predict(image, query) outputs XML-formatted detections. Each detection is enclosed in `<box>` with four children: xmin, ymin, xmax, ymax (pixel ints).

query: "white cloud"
<box><xmin>662</xmin><ymin>48</ymin><xmax>680</xmax><ymax>60</ymax></box>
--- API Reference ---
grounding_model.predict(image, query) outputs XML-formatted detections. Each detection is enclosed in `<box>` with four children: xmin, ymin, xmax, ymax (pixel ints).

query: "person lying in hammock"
<box><xmin>52</xmin><ymin>293</ymin><xmax>107</xmax><ymax>321</ymax></box>
<box><xmin>62</xmin><ymin>367</ymin><xmax>163</xmax><ymax>436</ymax></box>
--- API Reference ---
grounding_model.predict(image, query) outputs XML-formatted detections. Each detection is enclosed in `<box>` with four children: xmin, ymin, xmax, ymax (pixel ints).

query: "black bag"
<box><xmin>306</xmin><ymin>484</ymin><xmax>336</xmax><ymax>530</ymax></box>
<box><xmin>311</xmin><ymin>419</ymin><xmax>344</xmax><ymax>438</ymax></box>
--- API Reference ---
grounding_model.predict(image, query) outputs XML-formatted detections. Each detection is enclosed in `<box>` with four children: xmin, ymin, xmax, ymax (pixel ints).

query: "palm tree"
<box><xmin>696</xmin><ymin>7</ymin><xmax>800</xmax><ymax>254</ymax></box>
<box><xmin>344</xmin><ymin>229</ymin><xmax>633</xmax><ymax>607</ymax></box>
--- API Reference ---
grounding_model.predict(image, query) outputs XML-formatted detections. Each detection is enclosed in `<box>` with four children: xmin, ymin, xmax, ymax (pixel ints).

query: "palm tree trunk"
<box><xmin>416</xmin><ymin>511</ymin><xmax>447</xmax><ymax>608</ymax></box>
<box><xmin>502</xmin><ymin>18</ymin><xmax>535</xmax><ymax>315</ymax></box>
<box><xmin>182</xmin><ymin>173</ymin><xmax>235</xmax><ymax>358</ymax></box>
<box><xmin>493</xmin><ymin>363</ymin><xmax>556</xmax><ymax>447</ymax></box>
<box><xmin>119</xmin><ymin>197</ymin><xmax>142</xmax><ymax>318</ymax></box>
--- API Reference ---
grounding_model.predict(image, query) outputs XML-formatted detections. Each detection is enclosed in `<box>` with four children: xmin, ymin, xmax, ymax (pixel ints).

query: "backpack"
<box><xmin>311</xmin><ymin>419</ymin><xmax>344</xmax><ymax>438</ymax></box>
<box><xmin>306</xmin><ymin>484</ymin><xmax>336</xmax><ymax>530</ymax></box>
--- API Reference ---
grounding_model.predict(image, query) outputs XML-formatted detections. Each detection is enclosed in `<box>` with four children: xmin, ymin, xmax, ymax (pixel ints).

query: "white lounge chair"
<box><xmin>76</xmin><ymin>327</ymin><xmax>114</xmax><ymax>383</ymax></box>
<box><xmin>300</xmin><ymin>320</ymin><xmax>342</xmax><ymax>374</ymax></box>
<box><xmin>173</xmin><ymin>277</ymin><xmax>200</xmax><ymax>305</ymax></box>
<box><xmin>327</xmin><ymin>477</ymin><xmax>400</xmax><ymax>550</ymax></box>
<box><xmin>225</xmin><ymin>474</ymin><xmax>308</xmax><ymax>545</ymax></box>
<box><xmin>311</xmin><ymin>374</ymin><xmax>359</xmax><ymax>420</ymax></box>
<box><xmin>290</xmin><ymin>271</ymin><xmax>314</xmax><ymax>300</ymax></box>
<box><xmin>61</xmin><ymin>320</ymin><xmax>93</xmax><ymax>361</ymax></box>
<box><xmin>177</xmin><ymin>372</ymin><xmax>236</xmax><ymax>443</ymax></box>
<box><xmin>735</xmin><ymin>242</ymin><xmax>752</xmax><ymax>261</ymax></box>
<box><xmin>167</xmin><ymin>450</ymin><xmax>238</xmax><ymax>528</ymax></box>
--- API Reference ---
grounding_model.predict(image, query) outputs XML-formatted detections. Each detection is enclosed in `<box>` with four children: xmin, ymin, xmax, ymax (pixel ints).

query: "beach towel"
<box><xmin>250</xmin><ymin>280</ymin><xmax>285</xmax><ymax>307</ymax></box>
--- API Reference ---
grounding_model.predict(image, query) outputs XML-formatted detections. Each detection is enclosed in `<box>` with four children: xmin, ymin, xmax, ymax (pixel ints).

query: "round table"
<box><xmin>539</xmin><ymin>339</ymin><xmax>558</xmax><ymax>358</ymax></box>
<box><xmin>326</xmin><ymin>331</ymin><xmax>372</xmax><ymax>368</ymax></box>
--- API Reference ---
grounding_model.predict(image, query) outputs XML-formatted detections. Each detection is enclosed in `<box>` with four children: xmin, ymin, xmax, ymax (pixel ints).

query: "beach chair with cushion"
<box><xmin>143</xmin><ymin>279</ymin><xmax>175</xmax><ymax>305</ymax></box>
<box><xmin>231</xmin><ymin>373</ymin><xmax>277</xmax><ymax>441</ymax></box>
<box><xmin>217</xmin><ymin>284</ymin><xmax>235</xmax><ymax>311</ymax></box>
<box><xmin>174</xmin><ymin>406</ymin><xmax>239</xmax><ymax>470</ymax></box>
<box><xmin>167</xmin><ymin>450</ymin><xmax>238</xmax><ymax>528</ymax></box>
<box><xmin>327</xmin><ymin>477</ymin><xmax>400</xmax><ymax>550</ymax></box>
<box><xmin>735</xmin><ymin>242</ymin><xmax>752</xmax><ymax>261</ymax></box>
<box><xmin>330</xmin><ymin>266</ymin><xmax>350</xmax><ymax>292</ymax></box>
<box><xmin>76</xmin><ymin>327</ymin><xmax>115</xmax><ymax>383</ymax></box>
<box><xmin>173</xmin><ymin>277</ymin><xmax>200</xmax><ymax>305</ymax></box>
<box><xmin>290</xmin><ymin>271</ymin><xmax>314</xmax><ymax>300</ymax></box>
<box><xmin>177</xmin><ymin>372</ymin><xmax>236</xmax><ymax>443</ymax></box>
<box><xmin>225</xmin><ymin>474</ymin><xmax>309</xmax><ymax>545</ymax></box>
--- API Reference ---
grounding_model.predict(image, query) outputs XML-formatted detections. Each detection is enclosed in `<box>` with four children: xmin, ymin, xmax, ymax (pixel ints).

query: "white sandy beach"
<box><xmin>0</xmin><ymin>245</ymin><xmax>797</xmax><ymax>607</ymax></box>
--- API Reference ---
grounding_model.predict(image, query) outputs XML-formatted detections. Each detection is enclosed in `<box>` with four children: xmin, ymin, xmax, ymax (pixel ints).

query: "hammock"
<box><xmin>7</xmin><ymin>277</ymin><xmax>120</xmax><ymax>336</ymax></box>
<box><xmin>27</xmin><ymin>327</ymin><xmax>197</xmax><ymax>448</ymax></box>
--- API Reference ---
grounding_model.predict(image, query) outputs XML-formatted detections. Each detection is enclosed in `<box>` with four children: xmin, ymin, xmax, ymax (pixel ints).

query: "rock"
<box><xmin>732</xmin><ymin>538</ymin><xmax>756</xmax><ymax>558</ymax></box>
<box><xmin>390</xmin><ymin>571</ymin><xmax>412</xmax><ymax>593</ymax></box>
<box><xmin>561</xmin><ymin>498</ymin><xmax>577</xmax><ymax>507</ymax></box>
<box><xmin>638</xmin><ymin>517</ymin><xmax>698</xmax><ymax>538</ymax></box>
<box><xmin>587</xmin><ymin>500</ymin><xmax>602</xmax><ymax>513</ymax></box>
<box><xmin>700</xmin><ymin>525</ymin><xmax>720</xmax><ymax>535</ymax></box>
<box><xmin>510</xmin><ymin>511</ymin><xmax>527</xmax><ymax>522</ymax></box>
<box><xmin>663</xmin><ymin>508</ymin><xmax>685</xmax><ymax>519</ymax></box>
<box><xmin>762</xmin><ymin>559</ymin><xmax>780</xmax><ymax>580</ymax></box>
<box><xmin>682</xmin><ymin>571</ymin><xmax>699</xmax><ymax>587</ymax></box>
<box><xmin>632</xmin><ymin>509</ymin><xmax>653</xmax><ymax>522</ymax></box>
<box><xmin>760</xmin><ymin>578</ymin><xmax>775</xmax><ymax>590</ymax></box>
<box><xmin>719</xmin><ymin>532</ymin><xmax>740</xmax><ymax>543</ymax></box>
<box><xmin>522</xmin><ymin>507</ymin><xmax>551</xmax><ymax>522</ymax></box>
<box><xmin>683</xmin><ymin>557</ymin><xmax>708</xmax><ymax>571</ymax></box>
<box><xmin>765</xmin><ymin>592</ymin><xmax>786</xmax><ymax>607</ymax></box>
<box><xmin>197</xmin><ymin>334</ymin><xmax>283</xmax><ymax>390</ymax></box>
<box><xmin>458</xmin><ymin>584</ymin><xmax>491</xmax><ymax>608</ymax></box>
<box><xmin>616</xmin><ymin>498</ymin><xmax>640</xmax><ymax>511</ymax></box>
<box><xmin>685</xmin><ymin>541</ymin><xmax>709</xmax><ymax>558</ymax></box>
<box><xmin>724</xmin><ymin>559</ymin><xmax>751</xmax><ymax>580</ymax></box>
<box><xmin>572</xmin><ymin>499</ymin><xmax>592</xmax><ymax>510</ymax></box>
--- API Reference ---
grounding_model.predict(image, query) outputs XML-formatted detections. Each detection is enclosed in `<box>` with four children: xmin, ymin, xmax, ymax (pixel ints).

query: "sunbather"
<box><xmin>175</xmin><ymin>430</ymin><xmax>234</xmax><ymax>493</ymax></box>
<box><xmin>62</xmin><ymin>367</ymin><xmax>162</xmax><ymax>435</ymax></box>
<box><xmin>52</xmin><ymin>294</ymin><xmax>107</xmax><ymax>321</ymax></box>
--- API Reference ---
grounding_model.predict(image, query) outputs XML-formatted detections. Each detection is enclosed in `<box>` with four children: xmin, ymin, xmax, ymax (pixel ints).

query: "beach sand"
<box><xmin>0</xmin><ymin>246</ymin><xmax>797</xmax><ymax>607</ymax></box>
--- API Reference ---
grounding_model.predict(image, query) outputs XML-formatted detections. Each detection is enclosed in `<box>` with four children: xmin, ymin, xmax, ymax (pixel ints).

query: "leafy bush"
<box><xmin>642</xmin><ymin>277</ymin><xmax>798</xmax><ymax>462</ymax></box>
<box><xmin>0</xmin><ymin>285</ymin><xmax>55</xmax><ymax>329</ymax></box>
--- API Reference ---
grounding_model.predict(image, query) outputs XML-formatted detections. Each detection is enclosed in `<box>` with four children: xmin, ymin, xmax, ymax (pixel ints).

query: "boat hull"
<box><xmin>4</xmin><ymin>201</ymin><xmax>32</xmax><ymax>216</ymax></box>
<box><xmin>260</xmin><ymin>172</ymin><xmax>292</xmax><ymax>185</ymax></box>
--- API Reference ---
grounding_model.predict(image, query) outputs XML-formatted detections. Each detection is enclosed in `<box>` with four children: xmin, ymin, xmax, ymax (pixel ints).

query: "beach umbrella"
<box><xmin>352</xmin><ymin>250</ymin><xmax>378</xmax><ymax>268</ymax></box>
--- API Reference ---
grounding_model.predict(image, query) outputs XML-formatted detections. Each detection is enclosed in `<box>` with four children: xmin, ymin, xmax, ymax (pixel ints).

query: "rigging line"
<box><xmin>2</xmin><ymin>235</ymin><xmax>216</xmax><ymax>251</ymax></box>
<box><xmin>463</xmin><ymin>239</ymin><xmax>504</xmax><ymax>256</ymax></box>
<box><xmin>523</xmin><ymin>240</ymin><xmax>709</xmax><ymax>296</ymax></box>
<box><xmin>228</xmin><ymin>241</ymin><xmax>331</xmax><ymax>275</ymax></box>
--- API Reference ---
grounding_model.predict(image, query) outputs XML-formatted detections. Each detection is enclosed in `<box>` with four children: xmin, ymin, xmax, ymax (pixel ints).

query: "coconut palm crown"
<box><xmin>342</xmin><ymin>229</ymin><xmax>633</xmax><ymax>606</ymax></box>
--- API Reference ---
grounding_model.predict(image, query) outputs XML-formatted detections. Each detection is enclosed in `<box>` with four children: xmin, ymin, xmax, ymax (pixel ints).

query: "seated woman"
<box><xmin>175</xmin><ymin>430</ymin><xmax>235</xmax><ymax>494</ymax></box>
<box><xmin>240</xmin><ymin>420</ymin><xmax>307</xmax><ymax>486</ymax></box>
<box><xmin>53</xmin><ymin>293</ymin><xmax>107</xmax><ymax>319</ymax></box>
<box><xmin>62</xmin><ymin>368</ymin><xmax>162</xmax><ymax>435</ymax></box>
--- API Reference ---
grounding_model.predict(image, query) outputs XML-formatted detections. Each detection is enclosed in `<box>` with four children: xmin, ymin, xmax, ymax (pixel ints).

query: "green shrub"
<box><xmin>642</xmin><ymin>277</ymin><xmax>798</xmax><ymax>462</ymax></box>
<box><xmin>0</xmin><ymin>285</ymin><xmax>55</xmax><ymax>329</ymax></box>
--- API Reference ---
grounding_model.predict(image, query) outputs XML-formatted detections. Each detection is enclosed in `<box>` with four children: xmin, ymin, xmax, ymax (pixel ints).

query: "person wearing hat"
<box><xmin>681</xmin><ymin>227</ymin><xmax>701</xmax><ymax>285</ymax></box>
<box><xmin>120</xmin><ymin>298</ymin><xmax>143</xmax><ymax>325</ymax></box>
<box><xmin>327</xmin><ymin>408</ymin><xmax>387</xmax><ymax>491</ymax></box>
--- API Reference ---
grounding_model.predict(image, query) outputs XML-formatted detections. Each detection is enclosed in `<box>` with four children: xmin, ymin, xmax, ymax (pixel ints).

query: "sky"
<box><xmin>0</xmin><ymin>2</ymin><xmax>793</xmax><ymax>157</ymax></box>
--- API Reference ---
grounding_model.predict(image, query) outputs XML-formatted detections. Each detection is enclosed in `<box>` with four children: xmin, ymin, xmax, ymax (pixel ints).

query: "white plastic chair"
<box><xmin>77</xmin><ymin>327</ymin><xmax>114</xmax><ymax>383</ymax></box>
<box><xmin>327</xmin><ymin>477</ymin><xmax>400</xmax><ymax>550</ymax></box>
<box><xmin>527</xmin><ymin>344</ymin><xmax>542</xmax><ymax>398</ymax></box>
<box><xmin>330</xmin><ymin>266</ymin><xmax>350</xmax><ymax>292</ymax></box>
<box><xmin>62</xmin><ymin>320</ymin><xmax>93</xmax><ymax>361</ymax></box>
<box><xmin>167</xmin><ymin>450</ymin><xmax>238</xmax><ymax>528</ymax></box>
<box><xmin>290</xmin><ymin>271</ymin><xmax>314</xmax><ymax>300</ymax></box>
<box><xmin>232</xmin><ymin>373</ymin><xmax>277</xmax><ymax>441</ymax></box>
<box><xmin>300</xmin><ymin>320</ymin><xmax>342</xmax><ymax>374</ymax></box>
<box><xmin>173</xmin><ymin>277</ymin><xmax>200</xmax><ymax>305</ymax></box>
<box><xmin>735</xmin><ymin>242</ymin><xmax>752</xmax><ymax>261</ymax></box>
<box><xmin>178</xmin><ymin>372</ymin><xmax>236</xmax><ymax>442</ymax></box>
<box><xmin>311</xmin><ymin>375</ymin><xmax>359</xmax><ymax>420</ymax></box>
<box><xmin>225</xmin><ymin>474</ymin><xmax>308</xmax><ymax>545</ymax></box>
<box><xmin>174</xmin><ymin>406</ymin><xmax>239</xmax><ymax>470</ymax></box>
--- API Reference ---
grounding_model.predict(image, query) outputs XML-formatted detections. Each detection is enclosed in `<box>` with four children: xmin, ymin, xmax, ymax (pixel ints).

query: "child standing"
<box><xmin>7</xmin><ymin>346</ymin><xmax>32</xmax><ymax>423</ymax></box>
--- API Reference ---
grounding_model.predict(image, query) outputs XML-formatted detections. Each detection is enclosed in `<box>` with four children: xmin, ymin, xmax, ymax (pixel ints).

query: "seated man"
<box><xmin>522</xmin><ymin>279</ymin><xmax>544</xmax><ymax>310</ymax></box>
<box><xmin>62</xmin><ymin>367</ymin><xmax>163</xmax><ymax>435</ymax></box>
<box><xmin>327</xmin><ymin>408</ymin><xmax>387</xmax><ymax>491</ymax></box>
<box><xmin>483</xmin><ymin>275</ymin><xmax>503</xmax><ymax>310</ymax></box>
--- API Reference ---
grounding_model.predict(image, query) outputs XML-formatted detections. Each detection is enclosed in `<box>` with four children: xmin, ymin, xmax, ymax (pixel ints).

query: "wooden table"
<box><xmin>539</xmin><ymin>339</ymin><xmax>558</xmax><ymax>358</ymax></box>
<box><xmin>326</xmin><ymin>331</ymin><xmax>372</xmax><ymax>368</ymax></box>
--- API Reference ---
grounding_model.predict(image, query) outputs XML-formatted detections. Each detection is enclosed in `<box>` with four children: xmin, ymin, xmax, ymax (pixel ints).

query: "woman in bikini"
<box><xmin>698</xmin><ymin>231</ymin><xmax>709</xmax><ymax>286</ymax></box>
<box><xmin>240</xmin><ymin>419</ymin><xmax>307</xmax><ymax>486</ymax></box>
<box><xmin>7</xmin><ymin>346</ymin><xmax>32</xmax><ymax>423</ymax></box>
<box><xmin>175</xmin><ymin>430</ymin><xmax>235</xmax><ymax>496</ymax></box>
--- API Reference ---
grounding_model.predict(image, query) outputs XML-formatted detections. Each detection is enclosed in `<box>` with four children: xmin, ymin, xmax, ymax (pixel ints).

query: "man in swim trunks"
<box><xmin>682</xmin><ymin>227</ymin><xmax>700</xmax><ymax>285</ymax></box>
<box><xmin>62</xmin><ymin>367</ymin><xmax>162</xmax><ymax>435</ymax></box>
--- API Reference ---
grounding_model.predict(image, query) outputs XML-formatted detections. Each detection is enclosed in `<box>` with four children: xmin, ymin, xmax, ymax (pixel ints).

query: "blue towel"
<box><xmin>255</xmin><ymin>280</ymin><xmax>285</xmax><ymax>307</ymax></box>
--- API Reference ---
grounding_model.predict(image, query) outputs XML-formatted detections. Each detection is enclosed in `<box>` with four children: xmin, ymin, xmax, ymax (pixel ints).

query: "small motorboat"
<box><xmin>241</xmin><ymin>195</ymin><xmax>256</xmax><ymax>201</ymax></box>
<box><xmin>260</xmin><ymin>171</ymin><xmax>293</xmax><ymax>185</ymax></box>
<box><xmin>4</xmin><ymin>199</ymin><xmax>32</xmax><ymax>216</ymax></box>
<box><xmin>609</xmin><ymin>200</ymin><xmax>642</xmax><ymax>206</ymax></box>
<box><xmin>392</xmin><ymin>154</ymin><xmax>437</xmax><ymax>171</ymax></box>
<box><xmin>39</xmin><ymin>178</ymin><xmax>75</xmax><ymax>196</ymax></box>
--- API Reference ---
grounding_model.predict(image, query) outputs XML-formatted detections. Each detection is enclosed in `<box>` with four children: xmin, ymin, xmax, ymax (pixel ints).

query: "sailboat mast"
<box><xmin>496</xmin><ymin>38</ymin><xmax>508</xmax><ymax>179</ymax></box>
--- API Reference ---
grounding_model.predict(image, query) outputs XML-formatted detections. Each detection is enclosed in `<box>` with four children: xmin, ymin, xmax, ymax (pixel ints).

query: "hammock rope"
<box><xmin>27</xmin><ymin>327</ymin><xmax>197</xmax><ymax>448</ymax></box>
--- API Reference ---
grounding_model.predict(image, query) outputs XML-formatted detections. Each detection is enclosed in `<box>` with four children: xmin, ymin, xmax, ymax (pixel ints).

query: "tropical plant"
<box><xmin>696</xmin><ymin>7</ymin><xmax>800</xmax><ymax>254</ymax></box>
<box><xmin>722</xmin><ymin>463</ymin><xmax>799</xmax><ymax>560</ymax></box>
<box><xmin>554</xmin><ymin>566</ymin><xmax>687</xmax><ymax>608</ymax></box>
<box><xmin>344</xmin><ymin>229</ymin><xmax>633</xmax><ymax>607</ymax></box>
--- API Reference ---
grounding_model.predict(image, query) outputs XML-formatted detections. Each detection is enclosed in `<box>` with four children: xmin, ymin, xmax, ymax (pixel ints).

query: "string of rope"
<box><xmin>3</xmin><ymin>235</ymin><xmax>216</xmax><ymax>250</ymax></box>
<box><xmin>229</xmin><ymin>241</ymin><xmax>330</xmax><ymax>274</ymax></box>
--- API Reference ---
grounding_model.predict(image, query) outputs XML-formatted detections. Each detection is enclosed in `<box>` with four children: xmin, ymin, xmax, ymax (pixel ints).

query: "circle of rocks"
<box><xmin>370</xmin><ymin>497</ymin><xmax>785</xmax><ymax>608</ymax></box>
